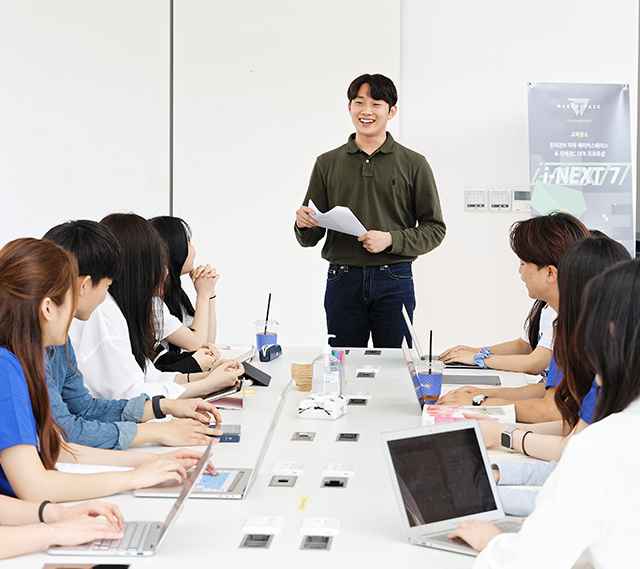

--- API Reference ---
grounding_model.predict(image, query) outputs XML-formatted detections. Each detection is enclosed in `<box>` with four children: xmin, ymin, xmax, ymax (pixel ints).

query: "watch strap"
<box><xmin>152</xmin><ymin>395</ymin><xmax>166</xmax><ymax>419</ymax></box>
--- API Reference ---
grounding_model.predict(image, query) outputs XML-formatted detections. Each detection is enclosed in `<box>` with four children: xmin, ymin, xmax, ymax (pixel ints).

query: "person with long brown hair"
<box><xmin>468</xmin><ymin>236</ymin><xmax>629</xmax><ymax>518</ymax></box>
<box><xmin>438</xmin><ymin>212</ymin><xmax>590</xmax><ymax>423</ymax></box>
<box><xmin>0</xmin><ymin>238</ymin><xmax>209</xmax><ymax>502</ymax></box>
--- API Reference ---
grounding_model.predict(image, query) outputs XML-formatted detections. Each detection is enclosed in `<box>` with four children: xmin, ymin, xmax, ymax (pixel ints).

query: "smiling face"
<box><xmin>518</xmin><ymin>260</ymin><xmax>552</xmax><ymax>301</ymax></box>
<box><xmin>348</xmin><ymin>83</ymin><xmax>396</xmax><ymax>145</ymax></box>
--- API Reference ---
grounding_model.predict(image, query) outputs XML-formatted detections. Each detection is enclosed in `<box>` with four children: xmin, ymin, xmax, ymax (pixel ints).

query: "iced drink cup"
<box><xmin>255</xmin><ymin>319</ymin><xmax>278</xmax><ymax>350</ymax></box>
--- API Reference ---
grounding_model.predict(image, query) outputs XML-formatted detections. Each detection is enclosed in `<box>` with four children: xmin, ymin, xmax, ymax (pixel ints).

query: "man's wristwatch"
<box><xmin>472</xmin><ymin>394</ymin><xmax>488</xmax><ymax>406</ymax></box>
<box><xmin>501</xmin><ymin>426</ymin><xmax>518</xmax><ymax>449</ymax></box>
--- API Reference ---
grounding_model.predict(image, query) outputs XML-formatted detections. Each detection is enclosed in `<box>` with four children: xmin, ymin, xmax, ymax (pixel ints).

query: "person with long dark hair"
<box><xmin>0</xmin><ymin>238</ymin><xmax>209</xmax><ymax>502</ymax></box>
<box><xmin>471</xmin><ymin>236</ymin><xmax>630</xmax><ymax>461</ymax></box>
<box><xmin>70</xmin><ymin>213</ymin><xmax>243</xmax><ymax>400</ymax></box>
<box><xmin>449</xmin><ymin>257</ymin><xmax>640</xmax><ymax>567</ymax></box>
<box><xmin>439</xmin><ymin>212</ymin><xmax>590</xmax><ymax>423</ymax></box>
<box><xmin>150</xmin><ymin>216</ymin><xmax>219</xmax><ymax>370</ymax></box>
<box><xmin>44</xmin><ymin>220</ymin><xmax>225</xmax><ymax>449</ymax></box>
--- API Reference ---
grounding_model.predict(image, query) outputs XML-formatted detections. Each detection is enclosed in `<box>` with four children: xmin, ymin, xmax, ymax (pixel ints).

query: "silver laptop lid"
<box><xmin>155</xmin><ymin>437</ymin><xmax>215</xmax><ymax>547</ymax></box>
<box><xmin>401</xmin><ymin>304</ymin><xmax>425</xmax><ymax>360</ymax></box>
<box><xmin>242</xmin><ymin>381</ymin><xmax>288</xmax><ymax>494</ymax></box>
<box><xmin>380</xmin><ymin>420</ymin><xmax>506</xmax><ymax>539</ymax></box>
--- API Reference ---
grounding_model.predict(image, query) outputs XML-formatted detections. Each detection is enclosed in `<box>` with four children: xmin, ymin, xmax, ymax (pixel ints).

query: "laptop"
<box><xmin>49</xmin><ymin>438</ymin><xmax>215</xmax><ymax>557</ymax></box>
<box><xmin>401</xmin><ymin>306</ymin><xmax>500</xmax><ymax>385</ymax></box>
<box><xmin>135</xmin><ymin>384</ymin><xmax>287</xmax><ymax>499</ymax></box>
<box><xmin>401</xmin><ymin>337</ymin><xmax>436</xmax><ymax>409</ymax></box>
<box><xmin>380</xmin><ymin>420</ymin><xmax>520</xmax><ymax>556</ymax></box>
<box><xmin>203</xmin><ymin>378</ymin><xmax>244</xmax><ymax>403</ymax></box>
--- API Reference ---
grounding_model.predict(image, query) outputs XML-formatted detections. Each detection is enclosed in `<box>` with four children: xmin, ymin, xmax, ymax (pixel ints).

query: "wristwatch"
<box><xmin>501</xmin><ymin>426</ymin><xmax>518</xmax><ymax>449</ymax></box>
<box><xmin>472</xmin><ymin>394</ymin><xmax>488</xmax><ymax>406</ymax></box>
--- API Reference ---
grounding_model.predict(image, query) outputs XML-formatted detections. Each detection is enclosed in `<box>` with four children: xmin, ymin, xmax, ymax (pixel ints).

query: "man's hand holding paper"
<box><xmin>308</xmin><ymin>199</ymin><xmax>367</xmax><ymax>238</ymax></box>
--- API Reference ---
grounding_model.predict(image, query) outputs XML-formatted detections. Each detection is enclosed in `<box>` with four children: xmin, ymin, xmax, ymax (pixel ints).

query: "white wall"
<box><xmin>173</xmin><ymin>0</ymin><xmax>400</xmax><ymax>347</ymax></box>
<box><xmin>0</xmin><ymin>0</ymin><xmax>171</xmax><ymax>244</ymax></box>
<box><xmin>0</xmin><ymin>0</ymin><xmax>637</xmax><ymax>352</ymax></box>
<box><xmin>402</xmin><ymin>0</ymin><xmax>638</xmax><ymax>352</ymax></box>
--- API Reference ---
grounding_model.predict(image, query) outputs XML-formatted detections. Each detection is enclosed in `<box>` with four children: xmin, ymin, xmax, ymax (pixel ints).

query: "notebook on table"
<box><xmin>48</xmin><ymin>438</ymin><xmax>215</xmax><ymax>557</ymax></box>
<box><xmin>135</xmin><ymin>385</ymin><xmax>287</xmax><ymax>499</ymax></box>
<box><xmin>380</xmin><ymin>420</ymin><xmax>521</xmax><ymax>556</ymax></box>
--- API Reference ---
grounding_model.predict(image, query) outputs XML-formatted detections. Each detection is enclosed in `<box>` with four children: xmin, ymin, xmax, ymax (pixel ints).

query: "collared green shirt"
<box><xmin>295</xmin><ymin>133</ymin><xmax>445</xmax><ymax>266</ymax></box>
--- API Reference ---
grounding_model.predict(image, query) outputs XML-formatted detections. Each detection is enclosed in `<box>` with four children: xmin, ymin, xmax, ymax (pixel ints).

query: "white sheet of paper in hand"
<box><xmin>308</xmin><ymin>199</ymin><xmax>367</xmax><ymax>237</ymax></box>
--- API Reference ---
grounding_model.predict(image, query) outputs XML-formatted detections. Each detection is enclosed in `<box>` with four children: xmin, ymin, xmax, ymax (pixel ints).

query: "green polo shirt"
<box><xmin>295</xmin><ymin>133</ymin><xmax>445</xmax><ymax>266</ymax></box>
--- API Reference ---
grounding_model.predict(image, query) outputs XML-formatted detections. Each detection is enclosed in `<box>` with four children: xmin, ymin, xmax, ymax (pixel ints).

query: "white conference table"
<box><xmin>8</xmin><ymin>348</ymin><xmax>538</xmax><ymax>569</ymax></box>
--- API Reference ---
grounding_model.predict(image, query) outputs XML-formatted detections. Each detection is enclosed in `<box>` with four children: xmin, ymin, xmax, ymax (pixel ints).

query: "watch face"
<box><xmin>501</xmin><ymin>431</ymin><xmax>511</xmax><ymax>448</ymax></box>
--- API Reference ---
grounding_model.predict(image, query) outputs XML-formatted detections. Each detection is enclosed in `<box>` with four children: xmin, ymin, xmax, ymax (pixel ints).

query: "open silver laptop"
<box><xmin>401</xmin><ymin>305</ymin><xmax>500</xmax><ymax>385</ymax></box>
<box><xmin>380</xmin><ymin>420</ymin><xmax>520</xmax><ymax>556</ymax></box>
<box><xmin>135</xmin><ymin>384</ymin><xmax>287</xmax><ymax>499</ymax></box>
<box><xmin>49</xmin><ymin>437</ymin><xmax>214</xmax><ymax>557</ymax></box>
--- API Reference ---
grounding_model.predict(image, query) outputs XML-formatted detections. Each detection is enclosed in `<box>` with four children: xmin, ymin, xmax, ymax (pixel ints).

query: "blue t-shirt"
<box><xmin>579</xmin><ymin>379</ymin><xmax>599</xmax><ymax>425</ymax></box>
<box><xmin>0</xmin><ymin>348</ymin><xmax>39</xmax><ymax>497</ymax></box>
<box><xmin>545</xmin><ymin>353</ymin><xmax>599</xmax><ymax>425</ymax></box>
<box><xmin>545</xmin><ymin>354</ymin><xmax>563</xmax><ymax>388</ymax></box>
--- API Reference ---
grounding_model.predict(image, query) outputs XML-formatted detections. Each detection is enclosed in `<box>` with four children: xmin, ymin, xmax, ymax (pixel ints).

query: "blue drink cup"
<box><xmin>415</xmin><ymin>360</ymin><xmax>444</xmax><ymax>407</ymax></box>
<box><xmin>255</xmin><ymin>319</ymin><xmax>278</xmax><ymax>351</ymax></box>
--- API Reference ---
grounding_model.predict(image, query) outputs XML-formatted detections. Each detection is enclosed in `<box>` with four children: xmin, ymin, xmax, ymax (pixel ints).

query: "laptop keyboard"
<box><xmin>425</xmin><ymin>518</ymin><xmax>521</xmax><ymax>547</ymax></box>
<box><xmin>84</xmin><ymin>521</ymin><xmax>152</xmax><ymax>552</ymax></box>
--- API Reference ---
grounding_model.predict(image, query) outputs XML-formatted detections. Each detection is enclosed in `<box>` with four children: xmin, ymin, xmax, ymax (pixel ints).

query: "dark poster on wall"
<box><xmin>528</xmin><ymin>82</ymin><xmax>633</xmax><ymax>255</ymax></box>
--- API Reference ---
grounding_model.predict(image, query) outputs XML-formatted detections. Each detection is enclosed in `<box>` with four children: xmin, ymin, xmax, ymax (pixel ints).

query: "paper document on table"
<box><xmin>55</xmin><ymin>462</ymin><xmax>133</xmax><ymax>474</ymax></box>
<box><xmin>308</xmin><ymin>199</ymin><xmax>367</xmax><ymax>237</ymax></box>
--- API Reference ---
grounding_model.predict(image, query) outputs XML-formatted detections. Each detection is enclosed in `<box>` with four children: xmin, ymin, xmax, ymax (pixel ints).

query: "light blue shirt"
<box><xmin>45</xmin><ymin>338</ymin><xmax>147</xmax><ymax>449</ymax></box>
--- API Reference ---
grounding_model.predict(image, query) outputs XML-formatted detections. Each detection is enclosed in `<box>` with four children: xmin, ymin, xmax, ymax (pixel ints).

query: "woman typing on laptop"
<box><xmin>0</xmin><ymin>496</ymin><xmax>123</xmax><ymax>559</ymax></box>
<box><xmin>449</xmin><ymin>258</ymin><xmax>640</xmax><ymax>568</ymax></box>
<box><xmin>0</xmin><ymin>238</ymin><xmax>213</xmax><ymax>503</ymax></box>
<box><xmin>438</xmin><ymin>213</ymin><xmax>590</xmax><ymax>423</ymax></box>
<box><xmin>469</xmin><ymin>237</ymin><xmax>629</xmax><ymax>517</ymax></box>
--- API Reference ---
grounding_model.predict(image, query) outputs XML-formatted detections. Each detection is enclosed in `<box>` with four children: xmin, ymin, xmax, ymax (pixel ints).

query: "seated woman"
<box><xmin>438</xmin><ymin>212</ymin><xmax>590</xmax><ymax>423</ymax></box>
<box><xmin>0</xmin><ymin>496</ymin><xmax>123</xmax><ymax>559</ymax></box>
<box><xmin>70</xmin><ymin>213</ymin><xmax>243</xmax><ymax>400</ymax></box>
<box><xmin>449</xmin><ymin>257</ymin><xmax>640</xmax><ymax>568</ymax></box>
<box><xmin>471</xmin><ymin>236</ymin><xmax>629</xmax><ymax>515</ymax></box>
<box><xmin>150</xmin><ymin>216</ymin><xmax>219</xmax><ymax>372</ymax></box>
<box><xmin>0</xmin><ymin>238</ymin><xmax>208</xmax><ymax>503</ymax></box>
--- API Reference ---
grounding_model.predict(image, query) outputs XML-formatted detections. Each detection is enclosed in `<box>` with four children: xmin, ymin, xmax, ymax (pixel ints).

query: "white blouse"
<box><xmin>520</xmin><ymin>304</ymin><xmax>556</xmax><ymax>351</ymax></box>
<box><xmin>475</xmin><ymin>398</ymin><xmax>640</xmax><ymax>569</ymax></box>
<box><xmin>70</xmin><ymin>294</ymin><xmax>185</xmax><ymax>400</ymax></box>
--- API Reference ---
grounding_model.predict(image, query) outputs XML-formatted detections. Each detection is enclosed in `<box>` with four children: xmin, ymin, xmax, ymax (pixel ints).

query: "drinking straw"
<box><xmin>264</xmin><ymin>293</ymin><xmax>272</xmax><ymax>335</ymax></box>
<box><xmin>429</xmin><ymin>330</ymin><xmax>433</xmax><ymax>373</ymax></box>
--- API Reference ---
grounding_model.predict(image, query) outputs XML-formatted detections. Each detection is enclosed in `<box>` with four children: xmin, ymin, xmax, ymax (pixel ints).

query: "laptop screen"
<box><xmin>386</xmin><ymin>426</ymin><xmax>497</xmax><ymax>527</ymax></box>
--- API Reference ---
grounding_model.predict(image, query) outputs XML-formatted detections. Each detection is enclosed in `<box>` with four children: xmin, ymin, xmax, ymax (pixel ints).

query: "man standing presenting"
<box><xmin>295</xmin><ymin>73</ymin><xmax>445</xmax><ymax>348</ymax></box>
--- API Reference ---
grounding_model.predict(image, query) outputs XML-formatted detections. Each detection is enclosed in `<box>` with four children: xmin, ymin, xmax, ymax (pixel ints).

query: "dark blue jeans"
<box><xmin>324</xmin><ymin>262</ymin><xmax>416</xmax><ymax>348</ymax></box>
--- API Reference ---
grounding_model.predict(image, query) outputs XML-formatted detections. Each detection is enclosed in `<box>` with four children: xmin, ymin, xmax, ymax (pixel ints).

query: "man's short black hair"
<box><xmin>43</xmin><ymin>220</ymin><xmax>123</xmax><ymax>283</ymax></box>
<box><xmin>347</xmin><ymin>74</ymin><xmax>398</xmax><ymax>109</ymax></box>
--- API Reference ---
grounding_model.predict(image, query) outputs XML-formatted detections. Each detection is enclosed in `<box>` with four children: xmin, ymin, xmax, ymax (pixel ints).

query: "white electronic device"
<box><xmin>489</xmin><ymin>189</ymin><xmax>511</xmax><ymax>211</ymax></box>
<box><xmin>300</xmin><ymin>518</ymin><xmax>341</xmax><ymax>536</ymax></box>
<box><xmin>512</xmin><ymin>189</ymin><xmax>531</xmax><ymax>212</ymax></box>
<box><xmin>242</xmin><ymin>516</ymin><xmax>285</xmax><ymax>535</ymax></box>
<box><xmin>322</xmin><ymin>463</ymin><xmax>357</xmax><ymax>478</ymax></box>
<box><xmin>298</xmin><ymin>394</ymin><xmax>347</xmax><ymax>420</ymax></box>
<box><xmin>464</xmin><ymin>189</ymin><xmax>487</xmax><ymax>211</ymax></box>
<box><xmin>270</xmin><ymin>461</ymin><xmax>306</xmax><ymax>476</ymax></box>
